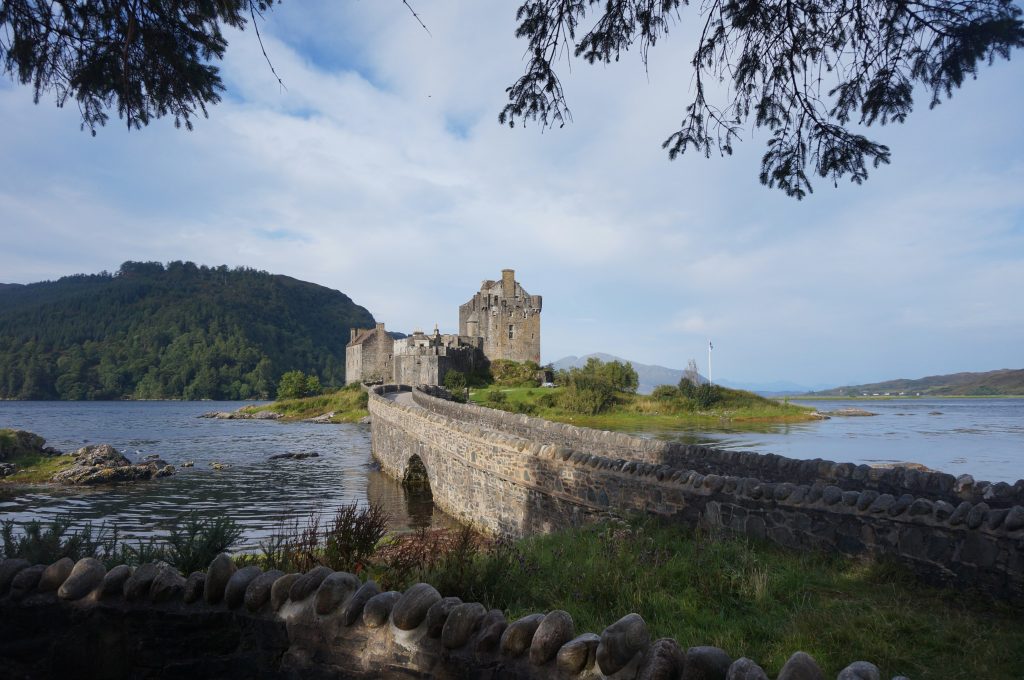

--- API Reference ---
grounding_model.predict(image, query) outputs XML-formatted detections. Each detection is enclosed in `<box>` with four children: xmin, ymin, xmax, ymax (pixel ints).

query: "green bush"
<box><xmin>651</xmin><ymin>385</ymin><xmax>679</xmax><ymax>400</ymax></box>
<box><xmin>443</xmin><ymin>370</ymin><xmax>468</xmax><ymax>392</ymax></box>
<box><xmin>558</xmin><ymin>376</ymin><xmax>617</xmax><ymax>415</ymax></box>
<box><xmin>164</xmin><ymin>513</ymin><xmax>244</xmax><ymax>574</ymax></box>
<box><xmin>536</xmin><ymin>392</ymin><xmax>558</xmax><ymax>409</ymax></box>
<box><xmin>490</xmin><ymin>360</ymin><xmax>541</xmax><ymax>387</ymax></box>
<box><xmin>276</xmin><ymin>370</ymin><xmax>323</xmax><ymax>400</ymax></box>
<box><xmin>485</xmin><ymin>389</ymin><xmax>508</xmax><ymax>404</ymax></box>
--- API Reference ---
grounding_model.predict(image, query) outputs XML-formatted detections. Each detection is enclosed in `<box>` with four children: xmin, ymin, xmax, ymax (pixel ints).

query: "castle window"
<box><xmin>508</xmin><ymin>325</ymin><xmax>514</xmax><ymax>339</ymax></box>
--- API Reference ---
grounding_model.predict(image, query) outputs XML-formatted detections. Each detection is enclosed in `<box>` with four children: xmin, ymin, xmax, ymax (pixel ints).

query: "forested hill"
<box><xmin>806</xmin><ymin>369</ymin><xmax>1024</xmax><ymax>397</ymax></box>
<box><xmin>0</xmin><ymin>261</ymin><xmax>375</xmax><ymax>400</ymax></box>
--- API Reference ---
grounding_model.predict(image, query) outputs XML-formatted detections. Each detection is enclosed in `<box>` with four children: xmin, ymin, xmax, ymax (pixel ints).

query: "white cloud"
<box><xmin>0</xmin><ymin>1</ymin><xmax>1021</xmax><ymax>386</ymax></box>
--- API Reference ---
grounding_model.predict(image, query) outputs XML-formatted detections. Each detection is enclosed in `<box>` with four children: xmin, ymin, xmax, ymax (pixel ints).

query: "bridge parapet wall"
<box><xmin>407</xmin><ymin>389</ymin><xmax>1024</xmax><ymax>508</ymax></box>
<box><xmin>370</xmin><ymin>387</ymin><xmax>1024</xmax><ymax>602</ymax></box>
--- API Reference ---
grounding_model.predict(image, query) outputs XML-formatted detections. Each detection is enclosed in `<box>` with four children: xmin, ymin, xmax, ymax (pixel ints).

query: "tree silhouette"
<box><xmin>2</xmin><ymin>1</ymin><xmax>1020</xmax><ymax>195</ymax></box>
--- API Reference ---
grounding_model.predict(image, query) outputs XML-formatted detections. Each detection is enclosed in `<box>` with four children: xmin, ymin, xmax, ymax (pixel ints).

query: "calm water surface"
<box><xmin>1</xmin><ymin>398</ymin><xmax>1021</xmax><ymax>545</ymax></box>
<box><xmin>630</xmin><ymin>398</ymin><xmax>1023</xmax><ymax>484</ymax></box>
<box><xmin>0</xmin><ymin>401</ymin><xmax>456</xmax><ymax>546</ymax></box>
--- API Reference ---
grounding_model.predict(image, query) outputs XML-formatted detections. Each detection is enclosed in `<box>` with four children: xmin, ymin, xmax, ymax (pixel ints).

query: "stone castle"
<box><xmin>345</xmin><ymin>269</ymin><xmax>542</xmax><ymax>386</ymax></box>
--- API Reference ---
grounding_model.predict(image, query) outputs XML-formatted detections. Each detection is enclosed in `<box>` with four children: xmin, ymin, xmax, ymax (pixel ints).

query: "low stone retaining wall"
<box><xmin>369</xmin><ymin>387</ymin><xmax>1024</xmax><ymax>602</ymax></box>
<box><xmin>0</xmin><ymin>554</ymin><xmax>897</xmax><ymax>680</ymax></box>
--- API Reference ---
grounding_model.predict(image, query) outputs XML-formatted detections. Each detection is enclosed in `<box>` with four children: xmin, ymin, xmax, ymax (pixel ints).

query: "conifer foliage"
<box><xmin>0</xmin><ymin>261</ymin><xmax>374</xmax><ymax>400</ymax></box>
<box><xmin>501</xmin><ymin>0</ymin><xmax>1024</xmax><ymax>197</ymax></box>
<box><xmin>0</xmin><ymin>0</ymin><xmax>277</xmax><ymax>133</ymax></box>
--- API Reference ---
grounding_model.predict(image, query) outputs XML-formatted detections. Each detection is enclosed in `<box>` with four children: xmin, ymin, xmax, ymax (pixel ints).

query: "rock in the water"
<box><xmin>529</xmin><ymin>609</ymin><xmax>574</xmax><ymax>665</ymax></box>
<box><xmin>0</xmin><ymin>429</ymin><xmax>60</xmax><ymax>458</ymax></box>
<box><xmin>268</xmin><ymin>451</ymin><xmax>320</xmax><ymax>460</ymax></box>
<box><xmin>358</xmin><ymin>415</ymin><xmax>372</xmax><ymax>425</ymax></box>
<box><xmin>50</xmin><ymin>443</ymin><xmax>174</xmax><ymax>485</ymax></box>
<box><xmin>10</xmin><ymin>564</ymin><xmax>46</xmax><ymax>598</ymax></box>
<box><xmin>315</xmin><ymin>571</ymin><xmax>360</xmax><ymax>615</ymax></box>
<box><xmin>726</xmin><ymin>658</ymin><xmax>769</xmax><ymax>680</ymax></box>
<box><xmin>684</xmin><ymin>646</ymin><xmax>732</xmax><ymax>680</ymax></box>
<box><xmin>245</xmin><ymin>570</ymin><xmax>285</xmax><ymax>612</ymax></box>
<box><xmin>38</xmin><ymin>557</ymin><xmax>75</xmax><ymax>592</ymax></box>
<box><xmin>0</xmin><ymin>462</ymin><xmax>15</xmax><ymax>477</ymax></box>
<box><xmin>224</xmin><ymin>566</ymin><xmax>262</xmax><ymax>608</ymax></box>
<box><xmin>271</xmin><ymin>573</ymin><xmax>300</xmax><ymax>610</ymax></box>
<box><xmin>499</xmin><ymin>613</ymin><xmax>545</xmax><ymax>657</ymax></box>
<box><xmin>0</xmin><ymin>558</ymin><xmax>31</xmax><ymax>595</ymax></box>
<box><xmin>837</xmin><ymin>661</ymin><xmax>881</xmax><ymax>680</ymax></box>
<box><xmin>183</xmin><ymin>571</ymin><xmax>206</xmax><ymax>604</ymax></box>
<box><xmin>181</xmin><ymin>460</ymin><xmax>195</xmax><ymax>468</ymax></box>
<box><xmin>204</xmin><ymin>553</ymin><xmax>237</xmax><ymax>604</ymax></box>
<box><xmin>362</xmin><ymin>591</ymin><xmax>402</xmax><ymax>628</ymax></box>
<box><xmin>290</xmin><ymin>565</ymin><xmax>333</xmax><ymax>602</ymax></box>
<box><xmin>442</xmin><ymin>602</ymin><xmax>487</xmax><ymax>649</ymax></box>
<box><xmin>392</xmin><ymin>582</ymin><xmax>442</xmax><ymax>630</ymax></box>
<box><xmin>556</xmin><ymin>633</ymin><xmax>600</xmax><ymax>674</ymax></box>
<box><xmin>341</xmin><ymin>581</ymin><xmax>381</xmax><ymax>626</ymax></box>
<box><xmin>58</xmin><ymin>558</ymin><xmax>106</xmax><ymax>600</ymax></box>
<box><xmin>597</xmin><ymin>613</ymin><xmax>650</xmax><ymax>675</ymax></box>
<box><xmin>777</xmin><ymin>651</ymin><xmax>826</xmax><ymax>680</ymax></box>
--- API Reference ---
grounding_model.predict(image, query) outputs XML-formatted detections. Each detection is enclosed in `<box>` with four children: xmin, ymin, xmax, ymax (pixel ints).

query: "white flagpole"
<box><xmin>708</xmin><ymin>340</ymin><xmax>713</xmax><ymax>385</ymax></box>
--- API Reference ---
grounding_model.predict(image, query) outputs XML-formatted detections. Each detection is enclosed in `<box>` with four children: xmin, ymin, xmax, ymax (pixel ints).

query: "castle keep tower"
<box><xmin>458</xmin><ymin>269</ymin><xmax>542</xmax><ymax>364</ymax></box>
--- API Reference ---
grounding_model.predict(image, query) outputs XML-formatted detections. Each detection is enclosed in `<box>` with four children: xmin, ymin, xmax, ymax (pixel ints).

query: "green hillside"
<box><xmin>0</xmin><ymin>261</ymin><xmax>375</xmax><ymax>400</ymax></box>
<box><xmin>806</xmin><ymin>368</ymin><xmax>1024</xmax><ymax>397</ymax></box>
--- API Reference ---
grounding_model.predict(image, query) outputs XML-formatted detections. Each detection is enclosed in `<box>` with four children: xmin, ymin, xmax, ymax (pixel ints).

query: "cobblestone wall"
<box><xmin>369</xmin><ymin>387</ymin><xmax>1024</xmax><ymax>602</ymax></box>
<box><xmin>0</xmin><ymin>553</ymin><xmax>896</xmax><ymax>680</ymax></box>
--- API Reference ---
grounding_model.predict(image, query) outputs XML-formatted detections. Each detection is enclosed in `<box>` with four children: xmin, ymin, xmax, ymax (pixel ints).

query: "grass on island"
<box><xmin>0</xmin><ymin>428</ymin><xmax>75</xmax><ymax>484</ymax></box>
<box><xmin>468</xmin><ymin>385</ymin><xmax>818</xmax><ymax>430</ymax></box>
<box><xmin>0</xmin><ymin>451</ymin><xmax>75</xmax><ymax>484</ymax></box>
<box><xmin>239</xmin><ymin>383</ymin><xmax>369</xmax><ymax>423</ymax></box>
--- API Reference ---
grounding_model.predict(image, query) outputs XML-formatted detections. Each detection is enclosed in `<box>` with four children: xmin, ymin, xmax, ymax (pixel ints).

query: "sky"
<box><xmin>1</xmin><ymin>1</ymin><xmax>1022</xmax><ymax>389</ymax></box>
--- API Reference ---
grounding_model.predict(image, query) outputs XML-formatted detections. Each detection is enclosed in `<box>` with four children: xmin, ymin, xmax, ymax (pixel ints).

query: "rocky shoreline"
<box><xmin>0</xmin><ymin>429</ymin><xmax>175</xmax><ymax>486</ymax></box>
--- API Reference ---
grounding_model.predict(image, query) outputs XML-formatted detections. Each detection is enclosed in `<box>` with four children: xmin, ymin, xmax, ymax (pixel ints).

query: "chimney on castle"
<box><xmin>350</xmin><ymin>328</ymin><xmax>357</xmax><ymax>342</ymax></box>
<box><xmin>375</xmin><ymin>322</ymin><xmax>385</xmax><ymax>332</ymax></box>
<box><xmin>501</xmin><ymin>269</ymin><xmax>515</xmax><ymax>298</ymax></box>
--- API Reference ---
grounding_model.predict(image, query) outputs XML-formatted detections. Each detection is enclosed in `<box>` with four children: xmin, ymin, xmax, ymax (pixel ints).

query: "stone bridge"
<box><xmin>369</xmin><ymin>385</ymin><xmax>1024</xmax><ymax>602</ymax></box>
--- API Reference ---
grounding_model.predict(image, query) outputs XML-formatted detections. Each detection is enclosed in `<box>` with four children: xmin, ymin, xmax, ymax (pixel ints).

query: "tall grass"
<box><xmin>411</xmin><ymin>518</ymin><xmax>1023</xmax><ymax>680</ymax></box>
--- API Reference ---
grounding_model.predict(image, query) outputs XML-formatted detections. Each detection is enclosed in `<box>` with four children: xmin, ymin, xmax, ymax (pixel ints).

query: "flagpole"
<box><xmin>708</xmin><ymin>340</ymin><xmax>713</xmax><ymax>385</ymax></box>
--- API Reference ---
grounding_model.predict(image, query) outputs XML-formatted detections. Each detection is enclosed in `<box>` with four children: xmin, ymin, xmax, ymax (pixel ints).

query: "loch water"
<box><xmin>1</xmin><ymin>398</ymin><xmax>1021</xmax><ymax>545</ymax></box>
<box><xmin>0</xmin><ymin>400</ymin><xmax>456</xmax><ymax>546</ymax></box>
<box><xmin>633</xmin><ymin>398</ymin><xmax>1024</xmax><ymax>484</ymax></box>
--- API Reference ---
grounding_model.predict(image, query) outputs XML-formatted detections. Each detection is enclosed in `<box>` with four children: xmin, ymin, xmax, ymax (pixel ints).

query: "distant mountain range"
<box><xmin>805</xmin><ymin>369</ymin><xmax>1024</xmax><ymax>397</ymax></box>
<box><xmin>549</xmin><ymin>353</ymin><xmax>826</xmax><ymax>396</ymax></box>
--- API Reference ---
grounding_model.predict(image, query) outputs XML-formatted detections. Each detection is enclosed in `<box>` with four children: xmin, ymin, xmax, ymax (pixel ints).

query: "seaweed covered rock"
<box><xmin>50</xmin><ymin>444</ymin><xmax>174</xmax><ymax>485</ymax></box>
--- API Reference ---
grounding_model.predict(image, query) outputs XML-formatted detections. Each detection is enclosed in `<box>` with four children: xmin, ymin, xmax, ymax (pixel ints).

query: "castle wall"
<box><xmin>345</xmin><ymin>323</ymin><xmax>393</xmax><ymax>385</ymax></box>
<box><xmin>369</xmin><ymin>387</ymin><xmax>1024</xmax><ymax>602</ymax></box>
<box><xmin>458</xmin><ymin>269</ymin><xmax>542</xmax><ymax>364</ymax></box>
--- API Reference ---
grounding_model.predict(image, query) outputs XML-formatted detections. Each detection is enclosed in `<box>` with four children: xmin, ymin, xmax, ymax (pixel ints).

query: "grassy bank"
<box><xmin>5</xmin><ymin>509</ymin><xmax>1020</xmax><ymax>678</ymax></box>
<box><xmin>415</xmin><ymin>520</ymin><xmax>1023</xmax><ymax>680</ymax></box>
<box><xmin>0</xmin><ymin>451</ymin><xmax>75</xmax><ymax>484</ymax></box>
<box><xmin>238</xmin><ymin>384</ymin><xmax>369</xmax><ymax>422</ymax></box>
<box><xmin>468</xmin><ymin>386</ymin><xmax>819</xmax><ymax>429</ymax></box>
